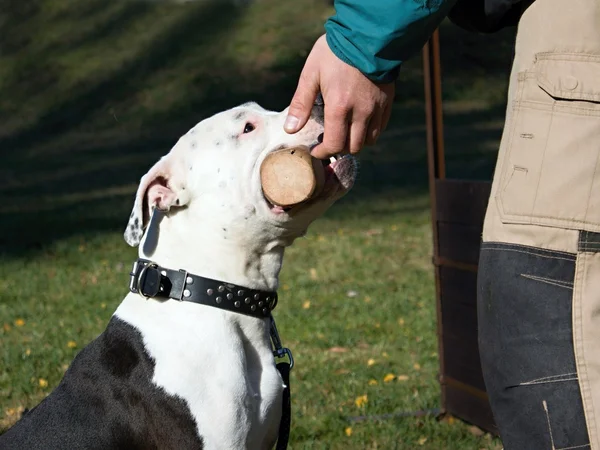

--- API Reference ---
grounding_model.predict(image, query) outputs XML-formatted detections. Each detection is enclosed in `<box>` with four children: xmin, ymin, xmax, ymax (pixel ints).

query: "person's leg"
<box><xmin>478</xmin><ymin>243</ymin><xmax>589</xmax><ymax>448</ymax></box>
<box><xmin>477</xmin><ymin>0</ymin><xmax>600</xmax><ymax>448</ymax></box>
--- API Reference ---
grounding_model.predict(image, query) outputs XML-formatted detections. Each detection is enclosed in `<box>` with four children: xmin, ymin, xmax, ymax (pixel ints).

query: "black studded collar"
<box><xmin>128</xmin><ymin>259</ymin><xmax>278</xmax><ymax>318</ymax></box>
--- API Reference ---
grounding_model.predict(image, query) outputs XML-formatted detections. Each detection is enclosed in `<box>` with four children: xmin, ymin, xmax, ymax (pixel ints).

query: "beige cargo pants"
<box><xmin>477</xmin><ymin>0</ymin><xmax>600</xmax><ymax>448</ymax></box>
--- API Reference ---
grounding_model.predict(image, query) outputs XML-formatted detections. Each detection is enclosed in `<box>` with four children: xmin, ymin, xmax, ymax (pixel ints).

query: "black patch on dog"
<box><xmin>234</xmin><ymin>111</ymin><xmax>246</xmax><ymax>121</ymax></box>
<box><xmin>0</xmin><ymin>318</ymin><xmax>204</xmax><ymax>450</ymax></box>
<box><xmin>215</xmin><ymin>141</ymin><xmax>222</xmax><ymax>147</ymax></box>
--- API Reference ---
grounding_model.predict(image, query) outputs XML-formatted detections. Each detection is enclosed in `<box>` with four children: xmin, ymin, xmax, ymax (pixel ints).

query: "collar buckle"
<box><xmin>130</xmin><ymin>259</ymin><xmax>162</xmax><ymax>299</ymax></box>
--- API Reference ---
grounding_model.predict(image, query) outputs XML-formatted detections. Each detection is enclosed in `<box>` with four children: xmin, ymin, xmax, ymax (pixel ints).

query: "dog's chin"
<box><xmin>265</xmin><ymin>154</ymin><xmax>357</xmax><ymax>217</ymax></box>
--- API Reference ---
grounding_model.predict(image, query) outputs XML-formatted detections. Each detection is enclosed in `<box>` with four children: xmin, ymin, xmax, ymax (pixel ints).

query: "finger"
<box><xmin>365</xmin><ymin>107</ymin><xmax>384</xmax><ymax>146</ymax></box>
<box><xmin>285</xmin><ymin>67</ymin><xmax>319</xmax><ymax>134</ymax></box>
<box><xmin>348</xmin><ymin>119</ymin><xmax>368</xmax><ymax>155</ymax></box>
<box><xmin>381</xmin><ymin>99</ymin><xmax>393</xmax><ymax>133</ymax></box>
<box><xmin>310</xmin><ymin>105</ymin><xmax>349</xmax><ymax>159</ymax></box>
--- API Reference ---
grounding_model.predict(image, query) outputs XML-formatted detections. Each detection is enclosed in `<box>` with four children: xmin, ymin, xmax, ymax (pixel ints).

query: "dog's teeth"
<box><xmin>330</xmin><ymin>156</ymin><xmax>336</xmax><ymax>164</ymax></box>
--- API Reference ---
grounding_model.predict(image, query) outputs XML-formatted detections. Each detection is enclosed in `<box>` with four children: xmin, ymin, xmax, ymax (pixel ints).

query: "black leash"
<box><xmin>129</xmin><ymin>258</ymin><xmax>294</xmax><ymax>449</ymax></box>
<box><xmin>275</xmin><ymin>362</ymin><xmax>291</xmax><ymax>450</ymax></box>
<box><xmin>270</xmin><ymin>318</ymin><xmax>293</xmax><ymax>450</ymax></box>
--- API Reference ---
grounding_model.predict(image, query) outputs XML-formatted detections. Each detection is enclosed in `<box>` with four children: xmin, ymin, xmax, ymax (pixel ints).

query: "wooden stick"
<box><xmin>260</xmin><ymin>145</ymin><xmax>324</xmax><ymax>207</ymax></box>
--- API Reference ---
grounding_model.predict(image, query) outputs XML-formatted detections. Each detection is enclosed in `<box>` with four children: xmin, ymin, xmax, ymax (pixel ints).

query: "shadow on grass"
<box><xmin>0</xmin><ymin>1</ymin><xmax>516</xmax><ymax>257</ymax></box>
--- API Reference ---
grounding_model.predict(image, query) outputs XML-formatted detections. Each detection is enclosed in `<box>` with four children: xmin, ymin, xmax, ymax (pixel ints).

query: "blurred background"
<box><xmin>0</xmin><ymin>0</ymin><xmax>515</xmax><ymax>448</ymax></box>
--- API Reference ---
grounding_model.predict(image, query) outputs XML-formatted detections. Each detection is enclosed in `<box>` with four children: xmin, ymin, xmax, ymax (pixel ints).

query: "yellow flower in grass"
<box><xmin>345</xmin><ymin>427</ymin><xmax>352</xmax><ymax>437</ymax></box>
<box><xmin>354</xmin><ymin>394</ymin><xmax>368</xmax><ymax>408</ymax></box>
<box><xmin>367</xmin><ymin>358</ymin><xmax>376</xmax><ymax>367</ymax></box>
<box><xmin>302</xmin><ymin>300</ymin><xmax>311</xmax><ymax>310</ymax></box>
<box><xmin>38</xmin><ymin>378</ymin><xmax>48</xmax><ymax>388</ymax></box>
<box><xmin>14</xmin><ymin>318</ymin><xmax>25</xmax><ymax>327</ymax></box>
<box><xmin>383</xmin><ymin>373</ymin><xmax>396</xmax><ymax>383</ymax></box>
<box><xmin>67</xmin><ymin>341</ymin><xmax>77</xmax><ymax>349</ymax></box>
<box><xmin>368</xmin><ymin>379</ymin><xmax>378</xmax><ymax>386</ymax></box>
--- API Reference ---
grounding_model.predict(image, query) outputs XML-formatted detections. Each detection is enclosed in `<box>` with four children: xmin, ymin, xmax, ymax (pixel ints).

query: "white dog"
<box><xmin>0</xmin><ymin>101</ymin><xmax>356</xmax><ymax>450</ymax></box>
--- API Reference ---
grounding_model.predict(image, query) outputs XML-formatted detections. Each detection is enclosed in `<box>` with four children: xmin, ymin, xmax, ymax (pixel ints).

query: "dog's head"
<box><xmin>124</xmin><ymin>101</ymin><xmax>357</xmax><ymax>248</ymax></box>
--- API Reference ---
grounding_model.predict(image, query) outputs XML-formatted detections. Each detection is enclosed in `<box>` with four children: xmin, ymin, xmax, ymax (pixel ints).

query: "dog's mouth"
<box><xmin>265</xmin><ymin>146</ymin><xmax>357</xmax><ymax>215</ymax></box>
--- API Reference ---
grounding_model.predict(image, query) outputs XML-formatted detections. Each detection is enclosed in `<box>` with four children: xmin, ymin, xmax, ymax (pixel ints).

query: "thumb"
<box><xmin>285</xmin><ymin>68</ymin><xmax>319</xmax><ymax>134</ymax></box>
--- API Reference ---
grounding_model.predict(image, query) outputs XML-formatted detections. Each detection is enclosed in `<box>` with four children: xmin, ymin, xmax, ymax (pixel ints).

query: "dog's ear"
<box><xmin>124</xmin><ymin>154</ymin><xmax>190</xmax><ymax>247</ymax></box>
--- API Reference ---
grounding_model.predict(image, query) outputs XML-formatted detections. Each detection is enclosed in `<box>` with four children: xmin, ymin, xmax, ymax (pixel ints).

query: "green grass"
<box><xmin>0</xmin><ymin>0</ymin><xmax>516</xmax><ymax>447</ymax></box>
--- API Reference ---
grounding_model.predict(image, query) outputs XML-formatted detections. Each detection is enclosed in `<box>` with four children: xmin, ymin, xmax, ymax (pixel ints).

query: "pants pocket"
<box><xmin>496</xmin><ymin>52</ymin><xmax>600</xmax><ymax>232</ymax></box>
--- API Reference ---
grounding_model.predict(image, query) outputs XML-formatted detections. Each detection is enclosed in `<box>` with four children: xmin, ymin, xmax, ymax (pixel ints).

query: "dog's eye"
<box><xmin>243</xmin><ymin>123</ymin><xmax>255</xmax><ymax>134</ymax></box>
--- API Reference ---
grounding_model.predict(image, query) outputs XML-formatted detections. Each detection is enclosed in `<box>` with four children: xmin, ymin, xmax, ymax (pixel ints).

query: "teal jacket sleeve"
<box><xmin>324</xmin><ymin>0</ymin><xmax>458</xmax><ymax>83</ymax></box>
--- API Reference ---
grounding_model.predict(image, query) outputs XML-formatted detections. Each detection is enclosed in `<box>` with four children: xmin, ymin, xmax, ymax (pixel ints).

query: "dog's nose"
<box><xmin>310</xmin><ymin>93</ymin><xmax>324</xmax><ymax>125</ymax></box>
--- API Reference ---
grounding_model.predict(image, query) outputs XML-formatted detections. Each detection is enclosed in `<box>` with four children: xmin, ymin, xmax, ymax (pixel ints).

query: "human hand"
<box><xmin>284</xmin><ymin>34</ymin><xmax>395</xmax><ymax>159</ymax></box>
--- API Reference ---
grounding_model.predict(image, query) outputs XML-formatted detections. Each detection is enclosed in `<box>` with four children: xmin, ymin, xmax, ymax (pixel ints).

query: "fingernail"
<box><xmin>284</xmin><ymin>115</ymin><xmax>299</xmax><ymax>132</ymax></box>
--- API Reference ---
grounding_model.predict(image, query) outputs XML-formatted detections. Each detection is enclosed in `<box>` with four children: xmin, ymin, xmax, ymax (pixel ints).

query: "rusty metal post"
<box><xmin>422</xmin><ymin>28</ymin><xmax>447</xmax><ymax>413</ymax></box>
